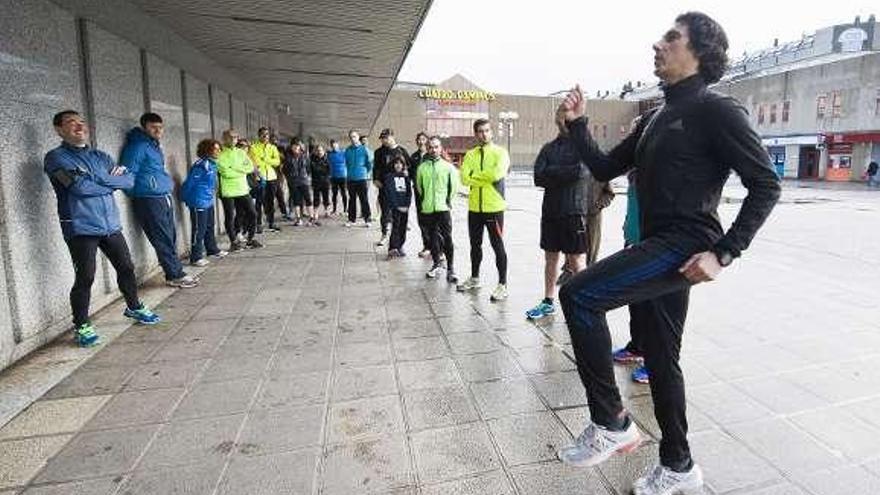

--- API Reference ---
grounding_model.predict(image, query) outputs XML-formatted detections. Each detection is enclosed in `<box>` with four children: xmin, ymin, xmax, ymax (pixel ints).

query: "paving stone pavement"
<box><xmin>1</xmin><ymin>184</ymin><xmax>880</xmax><ymax>494</ymax></box>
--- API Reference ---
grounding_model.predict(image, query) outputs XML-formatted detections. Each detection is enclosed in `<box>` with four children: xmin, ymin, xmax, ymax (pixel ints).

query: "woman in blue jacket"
<box><xmin>181</xmin><ymin>139</ymin><xmax>228</xmax><ymax>266</ymax></box>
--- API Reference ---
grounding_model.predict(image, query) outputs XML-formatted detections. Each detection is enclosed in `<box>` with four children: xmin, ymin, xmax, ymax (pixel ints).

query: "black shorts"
<box><xmin>540</xmin><ymin>215</ymin><xmax>587</xmax><ymax>254</ymax></box>
<box><xmin>292</xmin><ymin>185</ymin><xmax>312</xmax><ymax>207</ymax></box>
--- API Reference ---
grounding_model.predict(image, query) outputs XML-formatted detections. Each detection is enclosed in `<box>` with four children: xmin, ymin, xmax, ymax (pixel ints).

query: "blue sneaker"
<box><xmin>73</xmin><ymin>323</ymin><xmax>100</xmax><ymax>347</ymax></box>
<box><xmin>124</xmin><ymin>304</ymin><xmax>161</xmax><ymax>325</ymax></box>
<box><xmin>612</xmin><ymin>347</ymin><xmax>644</xmax><ymax>364</ymax></box>
<box><xmin>631</xmin><ymin>365</ymin><xmax>650</xmax><ymax>384</ymax></box>
<box><xmin>525</xmin><ymin>301</ymin><xmax>556</xmax><ymax>320</ymax></box>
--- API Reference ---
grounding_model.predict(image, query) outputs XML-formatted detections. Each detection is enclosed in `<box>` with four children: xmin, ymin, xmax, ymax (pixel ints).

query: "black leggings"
<box><xmin>347</xmin><ymin>180</ymin><xmax>371</xmax><ymax>223</ymax></box>
<box><xmin>559</xmin><ymin>235</ymin><xmax>694</xmax><ymax>471</ymax></box>
<box><xmin>467</xmin><ymin>212</ymin><xmax>507</xmax><ymax>284</ymax></box>
<box><xmin>66</xmin><ymin>233</ymin><xmax>140</xmax><ymax>327</ymax></box>
<box><xmin>313</xmin><ymin>183</ymin><xmax>330</xmax><ymax>209</ymax></box>
<box><xmin>424</xmin><ymin>211</ymin><xmax>453</xmax><ymax>269</ymax></box>
<box><xmin>331</xmin><ymin>178</ymin><xmax>347</xmax><ymax>212</ymax></box>
<box><xmin>222</xmin><ymin>195</ymin><xmax>257</xmax><ymax>243</ymax></box>
<box><xmin>263</xmin><ymin>180</ymin><xmax>279</xmax><ymax>227</ymax></box>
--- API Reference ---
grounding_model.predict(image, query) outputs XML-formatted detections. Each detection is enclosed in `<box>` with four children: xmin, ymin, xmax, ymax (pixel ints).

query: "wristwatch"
<box><xmin>713</xmin><ymin>248</ymin><xmax>734</xmax><ymax>267</ymax></box>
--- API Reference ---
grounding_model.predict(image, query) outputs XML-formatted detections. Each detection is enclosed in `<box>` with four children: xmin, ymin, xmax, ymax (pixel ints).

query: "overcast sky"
<box><xmin>398</xmin><ymin>0</ymin><xmax>877</xmax><ymax>96</ymax></box>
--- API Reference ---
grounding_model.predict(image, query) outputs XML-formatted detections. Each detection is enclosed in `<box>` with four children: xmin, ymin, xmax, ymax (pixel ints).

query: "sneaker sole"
<box><xmin>558</xmin><ymin>436</ymin><xmax>642</xmax><ymax>468</ymax></box>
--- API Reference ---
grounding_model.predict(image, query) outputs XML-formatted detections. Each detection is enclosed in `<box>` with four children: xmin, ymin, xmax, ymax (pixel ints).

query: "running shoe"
<box><xmin>633</xmin><ymin>464</ymin><xmax>704</xmax><ymax>495</ymax></box>
<box><xmin>418</xmin><ymin>249</ymin><xmax>432</xmax><ymax>259</ymax></box>
<box><xmin>190</xmin><ymin>258</ymin><xmax>209</xmax><ymax>267</ymax></box>
<box><xmin>558</xmin><ymin>420</ymin><xmax>641</xmax><ymax>467</ymax></box>
<box><xmin>166</xmin><ymin>275</ymin><xmax>198</xmax><ymax>288</ymax></box>
<box><xmin>73</xmin><ymin>323</ymin><xmax>99</xmax><ymax>347</ymax></box>
<box><xmin>447</xmin><ymin>271</ymin><xmax>459</xmax><ymax>284</ymax></box>
<box><xmin>490</xmin><ymin>284</ymin><xmax>509</xmax><ymax>302</ymax></box>
<box><xmin>525</xmin><ymin>301</ymin><xmax>556</xmax><ymax>319</ymax></box>
<box><xmin>426</xmin><ymin>264</ymin><xmax>443</xmax><ymax>279</ymax></box>
<box><xmin>631</xmin><ymin>365</ymin><xmax>650</xmax><ymax>384</ymax></box>
<box><xmin>229</xmin><ymin>241</ymin><xmax>243</xmax><ymax>252</ymax></box>
<box><xmin>210</xmin><ymin>250</ymin><xmax>229</xmax><ymax>258</ymax></box>
<box><xmin>124</xmin><ymin>304</ymin><xmax>161</xmax><ymax>325</ymax></box>
<box><xmin>612</xmin><ymin>347</ymin><xmax>645</xmax><ymax>364</ymax></box>
<box><xmin>246</xmin><ymin>239</ymin><xmax>263</xmax><ymax>249</ymax></box>
<box><xmin>456</xmin><ymin>277</ymin><xmax>481</xmax><ymax>292</ymax></box>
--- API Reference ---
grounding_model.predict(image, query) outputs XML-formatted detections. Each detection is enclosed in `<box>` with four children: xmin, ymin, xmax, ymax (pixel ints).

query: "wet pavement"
<box><xmin>1</xmin><ymin>184</ymin><xmax>879</xmax><ymax>494</ymax></box>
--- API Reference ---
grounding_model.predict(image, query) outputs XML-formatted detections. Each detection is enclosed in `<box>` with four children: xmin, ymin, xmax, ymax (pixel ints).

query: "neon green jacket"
<box><xmin>249</xmin><ymin>141</ymin><xmax>281</xmax><ymax>181</ymax></box>
<box><xmin>216</xmin><ymin>146</ymin><xmax>254</xmax><ymax>198</ymax></box>
<box><xmin>460</xmin><ymin>143</ymin><xmax>510</xmax><ymax>212</ymax></box>
<box><xmin>416</xmin><ymin>156</ymin><xmax>457</xmax><ymax>214</ymax></box>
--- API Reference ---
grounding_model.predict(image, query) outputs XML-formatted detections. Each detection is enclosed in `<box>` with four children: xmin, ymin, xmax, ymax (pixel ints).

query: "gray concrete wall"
<box><xmin>0</xmin><ymin>0</ymin><xmax>272</xmax><ymax>372</ymax></box>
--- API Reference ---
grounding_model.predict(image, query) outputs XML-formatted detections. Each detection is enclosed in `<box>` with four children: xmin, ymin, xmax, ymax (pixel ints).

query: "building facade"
<box><xmin>373</xmin><ymin>75</ymin><xmax>639</xmax><ymax>168</ymax></box>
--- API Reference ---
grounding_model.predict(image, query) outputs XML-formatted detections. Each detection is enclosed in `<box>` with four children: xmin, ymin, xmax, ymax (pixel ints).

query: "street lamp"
<box><xmin>497</xmin><ymin>110</ymin><xmax>519</xmax><ymax>158</ymax></box>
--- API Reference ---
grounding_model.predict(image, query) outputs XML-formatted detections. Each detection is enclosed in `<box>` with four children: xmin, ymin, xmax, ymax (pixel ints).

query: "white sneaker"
<box><xmin>633</xmin><ymin>464</ymin><xmax>704</xmax><ymax>495</ymax></box>
<box><xmin>456</xmin><ymin>277</ymin><xmax>481</xmax><ymax>292</ymax></box>
<box><xmin>376</xmin><ymin>234</ymin><xmax>387</xmax><ymax>246</ymax></box>
<box><xmin>166</xmin><ymin>274</ymin><xmax>199</xmax><ymax>289</ymax></box>
<box><xmin>364</xmin><ymin>222</ymin><xmax>372</xmax><ymax>228</ymax></box>
<box><xmin>235</xmin><ymin>233</ymin><xmax>246</xmax><ymax>243</ymax></box>
<box><xmin>211</xmin><ymin>250</ymin><xmax>229</xmax><ymax>258</ymax></box>
<box><xmin>345</xmin><ymin>222</ymin><xmax>354</xmax><ymax>228</ymax></box>
<box><xmin>490</xmin><ymin>284</ymin><xmax>509</xmax><ymax>302</ymax></box>
<box><xmin>557</xmin><ymin>420</ymin><xmax>641</xmax><ymax>467</ymax></box>
<box><xmin>191</xmin><ymin>258</ymin><xmax>209</xmax><ymax>267</ymax></box>
<box><xmin>426</xmin><ymin>264</ymin><xmax>443</xmax><ymax>279</ymax></box>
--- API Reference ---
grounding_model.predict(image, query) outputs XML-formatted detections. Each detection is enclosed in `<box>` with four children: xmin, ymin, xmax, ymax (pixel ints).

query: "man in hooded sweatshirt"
<box><xmin>120</xmin><ymin>112</ymin><xmax>197</xmax><ymax>288</ymax></box>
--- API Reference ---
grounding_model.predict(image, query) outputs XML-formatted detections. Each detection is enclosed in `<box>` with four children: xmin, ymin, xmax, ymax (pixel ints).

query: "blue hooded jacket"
<box><xmin>328</xmin><ymin>149</ymin><xmax>347</xmax><ymax>179</ymax></box>
<box><xmin>180</xmin><ymin>157</ymin><xmax>218</xmax><ymax>209</ymax></box>
<box><xmin>120</xmin><ymin>127</ymin><xmax>174</xmax><ymax>197</ymax></box>
<box><xmin>344</xmin><ymin>144</ymin><xmax>372</xmax><ymax>181</ymax></box>
<box><xmin>44</xmin><ymin>142</ymin><xmax>134</xmax><ymax>239</ymax></box>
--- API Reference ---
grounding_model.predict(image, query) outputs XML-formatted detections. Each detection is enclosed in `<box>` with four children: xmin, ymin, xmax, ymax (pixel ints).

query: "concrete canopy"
<box><xmin>129</xmin><ymin>0</ymin><xmax>433</xmax><ymax>140</ymax></box>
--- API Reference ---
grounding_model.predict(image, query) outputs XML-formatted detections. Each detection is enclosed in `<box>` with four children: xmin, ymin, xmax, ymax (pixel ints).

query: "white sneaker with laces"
<box><xmin>456</xmin><ymin>277</ymin><xmax>481</xmax><ymax>292</ymax></box>
<box><xmin>490</xmin><ymin>284</ymin><xmax>509</xmax><ymax>302</ymax></box>
<box><xmin>426</xmin><ymin>264</ymin><xmax>443</xmax><ymax>279</ymax></box>
<box><xmin>557</xmin><ymin>420</ymin><xmax>641</xmax><ymax>467</ymax></box>
<box><xmin>191</xmin><ymin>258</ymin><xmax>209</xmax><ymax>267</ymax></box>
<box><xmin>211</xmin><ymin>250</ymin><xmax>229</xmax><ymax>258</ymax></box>
<box><xmin>633</xmin><ymin>464</ymin><xmax>704</xmax><ymax>495</ymax></box>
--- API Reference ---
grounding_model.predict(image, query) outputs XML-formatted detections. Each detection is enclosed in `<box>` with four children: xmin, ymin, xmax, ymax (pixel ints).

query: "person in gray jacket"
<box><xmin>284</xmin><ymin>141</ymin><xmax>319</xmax><ymax>226</ymax></box>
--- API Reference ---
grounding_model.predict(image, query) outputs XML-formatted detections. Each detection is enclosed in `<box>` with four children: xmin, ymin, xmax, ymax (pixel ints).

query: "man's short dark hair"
<box><xmin>53</xmin><ymin>110</ymin><xmax>80</xmax><ymax>127</ymax></box>
<box><xmin>415</xmin><ymin>131</ymin><xmax>428</xmax><ymax>141</ymax></box>
<box><xmin>258</xmin><ymin>127</ymin><xmax>269</xmax><ymax>135</ymax></box>
<box><xmin>675</xmin><ymin>11</ymin><xmax>729</xmax><ymax>84</ymax></box>
<box><xmin>139</xmin><ymin>112</ymin><xmax>163</xmax><ymax>128</ymax></box>
<box><xmin>473</xmin><ymin>118</ymin><xmax>491</xmax><ymax>133</ymax></box>
<box><xmin>330</xmin><ymin>139</ymin><xmax>337</xmax><ymax>145</ymax></box>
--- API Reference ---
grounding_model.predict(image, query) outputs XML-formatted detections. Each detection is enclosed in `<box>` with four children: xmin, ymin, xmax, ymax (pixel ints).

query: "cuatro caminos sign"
<box><xmin>417</xmin><ymin>88</ymin><xmax>497</xmax><ymax>102</ymax></box>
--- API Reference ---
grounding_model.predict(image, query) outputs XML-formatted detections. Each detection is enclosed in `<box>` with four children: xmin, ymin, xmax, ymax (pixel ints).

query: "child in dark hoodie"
<box><xmin>384</xmin><ymin>157</ymin><xmax>412</xmax><ymax>258</ymax></box>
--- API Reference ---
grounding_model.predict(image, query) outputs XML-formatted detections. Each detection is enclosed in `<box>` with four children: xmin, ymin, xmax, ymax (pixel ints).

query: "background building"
<box><xmin>373</xmin><ymin>74</ymin><xmax>639</xmax><ymax>168</ymax></box>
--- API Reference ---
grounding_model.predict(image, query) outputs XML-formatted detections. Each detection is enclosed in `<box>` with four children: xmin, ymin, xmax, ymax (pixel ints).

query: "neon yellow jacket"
<box><xmin>460</xmin><ymin>143</ymin><xmax>510</xmax><ymax>213</ymax></box>
<box><xmin>416</xmin><ymin>156</ymin><xmax>457</xmax><ymax>213</ymax></box>
<box><xmin>248</xmin><ymin>141</ymin><xmax>281</xmax><ymax>181</ymax></box>
<box><xmin>216</xmin><ymin>146</ymin><xmax>254</xmax><ymax>198</ymax></box>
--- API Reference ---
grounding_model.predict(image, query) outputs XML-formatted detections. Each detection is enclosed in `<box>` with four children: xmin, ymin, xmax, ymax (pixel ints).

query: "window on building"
<box><xmin>875</xmin><ymin>89</ymin><xmax>880</xmax><ymax>116</ymax></box>
<box><xmin>602</xmin><ymin>124</ymin><xmax>607</xmax><ymax>139</ymax></box>
<box><xmin>770</xmin><ymin>103</ymin><xmax>777</xmax><ymax>124</ymax></box>
<box><xmin>831</xmin><ymin>91</ymin><xmax>842</xmax><ymax>117</ymax></box>
<box><xmin>593</xmin><ymin>124</ymin><xmax>599</xmax><ymax>136</ymax></box>
<box><xmin>782</xmin><ymin>101</ymin><xmax>790</xmax><ymax>122</ymax></box>
<box><xmin>757</xmin><ymin>104</ymin><xmax>765</xmax><ymax>125</ymax></box>
<box><xmin>817</xmin><ymin>94</ymin><xmax>827</xmax><ymax>118</ymax></box>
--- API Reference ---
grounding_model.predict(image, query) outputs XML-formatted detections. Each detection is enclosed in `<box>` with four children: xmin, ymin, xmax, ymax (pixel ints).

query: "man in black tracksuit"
<box><xmin>373</xmin><ymin>128</ymin><xmax>411</xmax><ymax>246</ymax></box>
<box><xmin>554</xmin><ymin>12</ymin><xmax>781</xmax><ymax>494</ymax></box>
